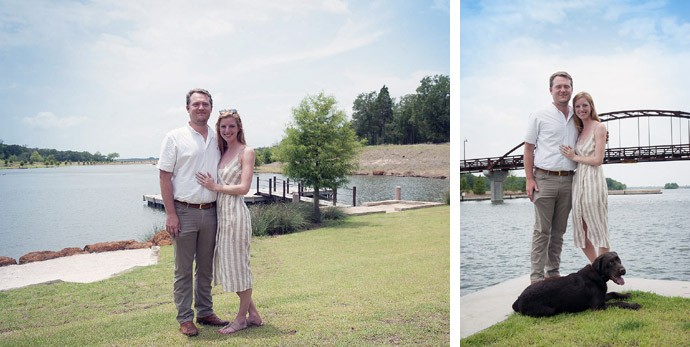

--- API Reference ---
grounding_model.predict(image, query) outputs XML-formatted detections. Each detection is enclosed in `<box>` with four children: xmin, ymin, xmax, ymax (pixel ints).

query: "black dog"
<box><xmin>512</xmin><ymin>252</ymin><xmax>641</xmax><ymax>317</ymax></box>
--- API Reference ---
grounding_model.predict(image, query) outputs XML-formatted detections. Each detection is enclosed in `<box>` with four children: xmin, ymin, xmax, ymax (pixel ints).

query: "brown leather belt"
<box><xmin>535</xmin><ymin>167</ymin><xmax>574</xmax><ymax>177</ymax></box>
<box><xmin>174</xmin><ymin>200</ymin><xmax>216</xmax><ymax>209</ymax></box>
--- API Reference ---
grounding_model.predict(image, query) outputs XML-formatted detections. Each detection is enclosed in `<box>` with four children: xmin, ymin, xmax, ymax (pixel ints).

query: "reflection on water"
<box><xmin>461</xmin><ymin>189</ymin><xmax>690</xmax><ymax>296</ymax></box>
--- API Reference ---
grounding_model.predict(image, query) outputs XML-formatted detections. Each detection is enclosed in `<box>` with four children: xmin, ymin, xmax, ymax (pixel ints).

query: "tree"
<box><xmin>29</xmin><ymin>150</ymin><xmax>44</xmax><ymax>164</ymax></box>
<box><xmin>472</xmin><ymin>176</ymin><xmax>487</xmax><ymax>195</ymax></box>
<box><xmin>606</xmin><ymin>177</ymin><xmax>627</xmax><ymax>190</ymax></box>
<box><xmin>107</xmin><ymin>152</ymin><xmax>120</xmax><ymax>161</ymax></box>
<box><xmin>276</xmin><ymin>92</ymin><xmax>364</xmax><ymax>221</ymax></box>
<box><xmin>376</xmin><ymin>85</ymin><xmax>394</xmax><ymax>145</ymax></box>
<box><xmin>351</xmin><ymin>91</ymin><xmax>378</xmax><ymax>144</ymax></box>
<box><xmin>664</xmin><ymin>182</ymin><xmax>679</xmax><ymax>189</ymax></box>
<box><xmin>415</xmin><ymin>74</ymin><xmax>450</xmax><ymax>143</ymax></box>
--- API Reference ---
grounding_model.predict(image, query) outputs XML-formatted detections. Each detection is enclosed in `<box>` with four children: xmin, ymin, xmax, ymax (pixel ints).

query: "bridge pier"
<box><xmin>483</xmin><ymin>170</ymin><xmax>509</xmax><ymax>204</ymax></box>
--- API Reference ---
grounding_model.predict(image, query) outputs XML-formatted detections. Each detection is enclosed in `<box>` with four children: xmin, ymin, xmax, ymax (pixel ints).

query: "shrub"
<box><xmin>249</xmin><ymin>202</ymin><xmax>310</xmax><ymax>236</ymax></box>
<box><xmin>322</xmin><ymin>206</ymin><xmax>347</xmax><ymax>220</ymax></box>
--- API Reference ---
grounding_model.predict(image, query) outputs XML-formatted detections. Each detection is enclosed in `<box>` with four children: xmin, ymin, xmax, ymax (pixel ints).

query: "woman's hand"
<box><xmin>559</xmin><ymin>145</ymin><xmax>575</xmax><ymax>159</ymax></box>
<box><xmin>195</xmin><ymin>172</ymin><xmax>217</xmax><ymax>191</ymax></box>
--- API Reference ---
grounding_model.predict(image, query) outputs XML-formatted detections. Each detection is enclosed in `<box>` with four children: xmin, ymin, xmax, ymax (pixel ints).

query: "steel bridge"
<box><xmin>460</xmin><ymin>110</ymin><xmax>690</xmax><ymax>173</ymax></box>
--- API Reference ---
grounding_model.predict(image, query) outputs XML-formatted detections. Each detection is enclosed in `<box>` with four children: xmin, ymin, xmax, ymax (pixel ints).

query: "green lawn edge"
<box><xmin>461</xmin><ymin>290</ymin><xmax>690</xmax><ymax>346</ymax></box>
<box><xmin>0</xmin><ymin>206</ymin><xmax>450</xmax><ymax>346</ymax></box>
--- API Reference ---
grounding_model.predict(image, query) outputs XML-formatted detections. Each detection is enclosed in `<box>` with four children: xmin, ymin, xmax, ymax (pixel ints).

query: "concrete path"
<box><xmin>460</xmin><ymin>275</ymin><xmax>690</xmax><ymax>339</ymax></box>
<box><xmin>342</xmin><ymin>200</ymin><xmax>444</xmax><ymax>215</ymax></box>
<box><xmin>0</xmin><ymin>247</ymin><xmax>160</xmax><ymax>291</ymax></box>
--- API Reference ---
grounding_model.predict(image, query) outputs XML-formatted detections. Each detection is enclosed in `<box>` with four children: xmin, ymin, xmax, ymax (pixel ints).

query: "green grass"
<box><xmin>0</xmin><ymin>206</ymin><xmax>449</xmax><ymax>346</ymax></box>
<box><xmin>461</xmin><ymin>291</ymin><xmax>690</xmax><ymax>346</ymax></box>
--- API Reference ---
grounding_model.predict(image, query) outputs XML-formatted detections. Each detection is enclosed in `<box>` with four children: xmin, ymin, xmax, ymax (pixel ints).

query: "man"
<box><xmin>158</xmin><ymin>88</ymin><xmax>228</xmax><ymax>336</ymax></box>
<box><xmin>524</xmin><ymin>71</ymin><xmax>578</xmax><ymax>284</ymax></box>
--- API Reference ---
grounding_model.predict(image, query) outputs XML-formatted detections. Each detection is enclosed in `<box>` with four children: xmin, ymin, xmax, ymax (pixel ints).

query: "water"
<box><xmin>460</xmin><ymin>189</ymin><xmax>690</xmax><ymax>296</ymax></box>
<box><xmin>254</xmin><ymin>173</ymin><xmax>450</xmax><ymax>206</ymax></box>
<box><xmin>0</xmin><ymin>165</ymin><xmax>449</xmax><ymax>260</ymax></box>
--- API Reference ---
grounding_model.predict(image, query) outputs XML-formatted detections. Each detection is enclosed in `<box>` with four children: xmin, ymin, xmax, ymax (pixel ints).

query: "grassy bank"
<box><xmin>0</xmin><ymin>206</ymin><xmax>449</xmax><ymax>346</ymax></box>
<box><xmin>462</xmin><ymin>291</ymin><xmax>690</xmax><ymax>346</ymax></box>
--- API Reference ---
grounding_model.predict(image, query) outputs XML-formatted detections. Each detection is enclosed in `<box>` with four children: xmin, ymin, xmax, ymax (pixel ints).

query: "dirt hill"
<box><xmin>257</xmin><ymin>143</ymin><xmax>450</xmax><ymax>179</ymax></box>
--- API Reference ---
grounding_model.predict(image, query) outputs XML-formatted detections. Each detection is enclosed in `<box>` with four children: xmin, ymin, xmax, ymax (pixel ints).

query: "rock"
<box><xmin>124</xmin><ymin>241</ymin><xmax>153</xmax><ymax>250</ymax></box>
<box><xmin>151</xmin><ymin>230</ymin><xmax>173</xmax><ymax>246</ymax></box>
<box><xmin>59</xmin><ymin>247</ymin><xmax>87</xmax><ymax>257</ymax></box>
<box><xmin>19</xmin><ymin>251</ymin><xmax>62</xmax><ymax>264</ymax></box>
<box><xmin>0</xmin><ymin>256</ymin><xmax>17</xmax><ymax>267</ymax></box>
<box><xmin>84</xmin><ymin>240</ymin><xmax>142</xmax><ymax>253</ymax></box>
<box><xmin>372</xmin><ymin>170</ymin><xmax>385</xmax><ymax>176</ymax></box>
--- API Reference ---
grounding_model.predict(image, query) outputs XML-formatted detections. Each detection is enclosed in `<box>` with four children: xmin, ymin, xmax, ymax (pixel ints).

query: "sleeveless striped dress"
<box><xmin>571</xmin><ymin>132</ymin><xmax>610</xmax><ymax>249</ymax></box>
<box><xmin>213</xmin><ymin>150</ymin><xmax>253</xmax><ymax>292</ymax></box>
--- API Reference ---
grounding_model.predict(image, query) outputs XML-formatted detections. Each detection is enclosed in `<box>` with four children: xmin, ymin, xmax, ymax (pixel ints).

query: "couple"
<box><xmin>157</xmin><ymin>88</ymin><xmax>262</xmax><ymax>336</ymax></box>
<box><xmin>524</xmin><ymin>71</ymin><xmax>611</xmax><ymax>285</ymax></box>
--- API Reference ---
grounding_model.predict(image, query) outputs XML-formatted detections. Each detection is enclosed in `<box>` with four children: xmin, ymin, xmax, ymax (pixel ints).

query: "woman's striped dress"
<box><xmin>213</xmin><ymin>153</ymin><xmax>253</xmax><ymax>292</ymax></box>
<box><xmin>571</xmin><ymin>132</ymin><xmax>610</xmax><ymax>249</ymax></box>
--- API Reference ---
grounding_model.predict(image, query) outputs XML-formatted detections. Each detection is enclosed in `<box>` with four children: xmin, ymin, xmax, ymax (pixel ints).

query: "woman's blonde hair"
<box><xmin>216</xmin><ymin>110</ymin><xmax>246</xmax><ymax>155</ymax></box>
<box><xmin>572</xmin><ymin>91</ymin><xmax>601</xmax><ymax>133</ymax></box>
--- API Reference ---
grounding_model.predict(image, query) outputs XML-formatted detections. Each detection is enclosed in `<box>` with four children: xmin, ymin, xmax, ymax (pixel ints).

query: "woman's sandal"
<box><xmin>247</xmin><ymin>318</ymin><xmax>264</xmax><ymax>327</ymax></box>
<box><xmin>218</xmin><ymin>321</ymin><xmax>247</xmax><ymax>335</ymax></box>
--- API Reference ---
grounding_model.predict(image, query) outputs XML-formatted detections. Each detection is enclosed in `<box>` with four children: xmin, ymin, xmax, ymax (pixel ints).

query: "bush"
<box><xmin>249</xmin><ymin>202</ymin><xmax>350</xmax><ymax>236</ymax></box>
<box><xmin>249</xmin><ymin>202</ymin><xmax>310</xmax><ymax>236</ymax></box>
<box><xmin>322</xmin><ymin>206</ymin><xmax>347</xmax><ymax>220</ymax></box>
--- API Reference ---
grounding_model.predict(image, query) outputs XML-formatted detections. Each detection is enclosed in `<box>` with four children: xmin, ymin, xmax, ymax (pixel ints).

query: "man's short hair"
<box><xmin>549</xmin><ymin>71</ymin><xmax>573</xmax><ymax>89</ymax></box>
<box><xmin>186</xmin><ymin>88</ymin><xmax>213</xmax><ymax>107</ymax></box>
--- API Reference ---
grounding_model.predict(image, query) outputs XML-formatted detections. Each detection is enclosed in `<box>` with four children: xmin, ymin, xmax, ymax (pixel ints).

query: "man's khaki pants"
<box><xmin>530</xmin><ymin>171</ymin><xmax>573</xmax><ymax>282</ymax></box>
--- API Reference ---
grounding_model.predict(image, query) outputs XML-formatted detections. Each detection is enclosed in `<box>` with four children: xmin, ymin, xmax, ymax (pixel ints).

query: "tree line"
<box><xmin>461</xmin><ymin>173</ymin><xmax>628</xmax><ymax>195</ymax></box>
<box><xmin>0</xmin><ymin>141</ymin><xmax>120</xmax><ymax>167</ymax></box>
<box><xmin>351</xmin><ymin>74</ymin><xmax>449</xmax><ymax>145</ymax></box>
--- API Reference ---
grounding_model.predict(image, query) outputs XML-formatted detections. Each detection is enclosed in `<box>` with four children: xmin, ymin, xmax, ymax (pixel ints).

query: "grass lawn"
<box><xmin>0</xmin><ymin>206</ymin><xmax>449</xmax><ymax>346</ymax></box>
<box><xmin>461</xmin><ymin>291</ymin><xmax>690</xmax><ymax>346</ymax></box>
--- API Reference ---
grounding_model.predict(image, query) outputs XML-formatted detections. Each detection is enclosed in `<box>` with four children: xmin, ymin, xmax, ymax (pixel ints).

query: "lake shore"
<box><xmin>461</xmin><ymin>189</ymin><xmax>663</xmax><ymax>201</ymax></box>
<box><xmin>256</xmin><ymin>143</ymin><xmax>450</xmax><ymax>179</ymax></box>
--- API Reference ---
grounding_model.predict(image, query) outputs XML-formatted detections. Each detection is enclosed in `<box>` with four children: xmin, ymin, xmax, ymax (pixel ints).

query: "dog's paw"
<box><xmin>628</xmin><ymin>302</ymin><xmax>641</xmax><ymax>310</ymax></box>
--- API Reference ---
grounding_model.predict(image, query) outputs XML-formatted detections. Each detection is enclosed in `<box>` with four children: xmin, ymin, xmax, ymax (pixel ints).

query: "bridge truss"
<box><xmin>460</xmin><ymin>110</ymin><xmax>690</xmax><ymax>173</ymax></box>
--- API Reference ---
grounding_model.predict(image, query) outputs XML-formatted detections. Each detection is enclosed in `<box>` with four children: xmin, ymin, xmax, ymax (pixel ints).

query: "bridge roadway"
<box><xmin>461</xmin><ymin>143</ymin><xmax>690</xmax><ymax>173</ymax></box>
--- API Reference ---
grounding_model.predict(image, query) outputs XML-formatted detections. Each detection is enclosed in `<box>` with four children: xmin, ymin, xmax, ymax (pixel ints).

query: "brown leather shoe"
<box><xmin>180</xmin><ymin>321</ymin><xmax>198</xmax><ymax>337</ymax></box>
<box><xmin>196</xmin><ymin>313</ymin><xmax>230</xmax><ymax>326</ymax></box>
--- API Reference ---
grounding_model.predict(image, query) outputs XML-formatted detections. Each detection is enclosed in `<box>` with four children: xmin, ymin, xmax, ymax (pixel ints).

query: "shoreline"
<box><xmin>461</xmin><ymin>189</ymin><xmax>663</xmax><ymax>202</ymax></box>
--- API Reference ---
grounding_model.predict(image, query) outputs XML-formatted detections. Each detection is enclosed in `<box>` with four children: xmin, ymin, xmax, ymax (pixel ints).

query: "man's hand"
<box><xmin>526</xmin><ymin>177</ymin><xmax>539</xmax><ymax>202</ymax></box>
<box><xmin>166</xmin><ymin>213</ymin><xmax>180</xmax><ymax>238</ymax></box>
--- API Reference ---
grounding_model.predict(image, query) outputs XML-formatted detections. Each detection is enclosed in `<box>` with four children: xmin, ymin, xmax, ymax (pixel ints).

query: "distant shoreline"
<box><xmin>0</xmin><ymin>160</ymin><xmax>157</xmax><ymax>170</ymax></box>
<box><xmin>461</xmin><ymin>189</ymin><xmax>664</xmax><ymax>201</ymax></box>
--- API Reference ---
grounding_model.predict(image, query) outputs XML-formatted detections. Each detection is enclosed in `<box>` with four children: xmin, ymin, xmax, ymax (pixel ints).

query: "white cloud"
<box><xmin>461</xmin><ymin>0</ymin><xmax>690</xmax><ymax>186</ymax></box>
<box><xmin>22</xmin><ymin>112</ymin><xmax>89</xmax><ymax>129</ymax></box>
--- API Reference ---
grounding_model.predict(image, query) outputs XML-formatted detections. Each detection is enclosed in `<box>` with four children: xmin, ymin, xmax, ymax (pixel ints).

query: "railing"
<box><xmin>254</xmin><ymin>175</ymin><xmax>357</xmax><ymax>206</ymax></box>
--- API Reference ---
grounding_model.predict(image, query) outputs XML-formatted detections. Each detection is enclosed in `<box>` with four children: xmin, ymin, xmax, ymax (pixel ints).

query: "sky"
<box><xmin>460</xmin><ymin>0</ymin><xmax>690</xmax><ymax>187</ymax></box>
<box><xmin>0</xmin><ymin>0</ymin><xmax>449</xmax><ymax>159</ymax></box>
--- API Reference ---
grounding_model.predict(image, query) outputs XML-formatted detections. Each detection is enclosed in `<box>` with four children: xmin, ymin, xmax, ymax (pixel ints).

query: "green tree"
<box><xmin>504</xmin><ymin>174</ymin><xmax>526</xmax><ymax>192</ymax></box>
<box><xmin>351</xmin><ymin>91</ymin><xmax>378</xmax><ymax>144</ymax></box>
<box><xmin>606</xmin><ymin>177</ymin><xmax>627</xmax><ymax>190</ymax></box>
<box><xmin>472</xmin><ymin>176</ymin><xmax>487</xmax><ymax>195</ymax></box>
<box><xmin>107</xmin><ymin>152</ymin><xmax>120</xmax><ymax>161</ymax></box>
<box><xmin>376</xmin><ymin>85</ymin><xmax>394</xmax><ymax>145</ymax></box>
<box><xmin>275</xmin><ymin>92</ymin><xmax>364</xmax><ymax>221</ymax></box>
<box><xmin>29</xmin><ymin>150</ymin><xmax>44</xmax><ymax>164</ymax></box>
<box><xmin>664</xmin><ymin>182</ymin><xmax>679</xmax><ymax>189</ymax></box>
<box><xmin>415</xmin><ymin>74</ymin><xmax>450</xmax><ymax>143</ymax></box>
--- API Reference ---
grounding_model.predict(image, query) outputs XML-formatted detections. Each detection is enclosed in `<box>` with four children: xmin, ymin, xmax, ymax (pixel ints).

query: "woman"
<box><xmin>196</xmin><ymin>109</ymin><xmax>263</xmax><ymax>334</ymax></box>
<box><xmin>559</xmin><ymin>92</ymin><xmax>610</xmax><ymax>263</ymax></box>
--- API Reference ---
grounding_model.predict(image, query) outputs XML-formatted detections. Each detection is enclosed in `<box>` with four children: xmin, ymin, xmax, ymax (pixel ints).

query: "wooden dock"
<box><xmin>143</xmin><ymin>188</ymin><xmax>351</xmax><ymax>209</ymax></box>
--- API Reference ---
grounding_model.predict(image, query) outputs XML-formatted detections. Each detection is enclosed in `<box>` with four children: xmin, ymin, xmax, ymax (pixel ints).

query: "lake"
<box><xmin>460</xmin><ymin>188</ymin><xmax>690</xmax><ymax>296</ymax></box>
<box><xmin>0</xmin><ymin>164</ymin><xmax>449</xmax><ymax>260</ymax></box>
